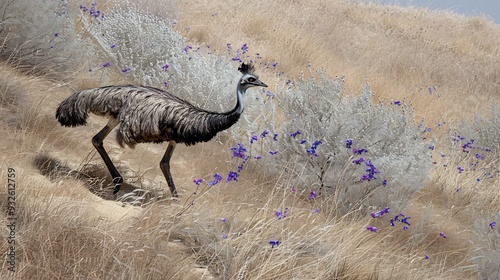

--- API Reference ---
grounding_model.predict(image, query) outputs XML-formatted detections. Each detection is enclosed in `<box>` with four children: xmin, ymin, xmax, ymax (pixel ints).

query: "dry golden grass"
<box><xmin>1</xmin><ymin>0</ymin><xmax>500</xmax><ymax>279</ymax></box>
<box><xmin>177</xmin><ymin>0</ymin><xmax>500</xmax><ymax>123</ymax></box>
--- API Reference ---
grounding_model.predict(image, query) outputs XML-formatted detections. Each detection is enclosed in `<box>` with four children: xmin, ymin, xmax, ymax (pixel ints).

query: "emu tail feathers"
<box><xmin>55</xmin><ymin>92</ymin><xmax>88</xmax><ymax>127</ymax></box>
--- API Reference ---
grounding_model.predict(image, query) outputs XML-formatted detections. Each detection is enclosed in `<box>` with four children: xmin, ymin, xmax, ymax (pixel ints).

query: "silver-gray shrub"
<box><xmin>0</xmin><ymin>0</ymin><xmax>82</xmax><ymax>71</ymax></box>
<box><xmin>246</xmin><ymin>71</ymin><xmax>431</xmax><ymax>214</ymax></box>
<box><xmin>0</xmin><ymin>0</ymin><xmax>178</xmax><ymax>75</ymax></box>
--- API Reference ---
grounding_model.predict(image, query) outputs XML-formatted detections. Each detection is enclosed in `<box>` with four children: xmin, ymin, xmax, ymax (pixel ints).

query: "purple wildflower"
<box><xmin>490</xmin><ymin>222</ymin><xmax>497</xmax><ymax>229</ymax></box>
<box><xmin>163</xmin><ymin>81</ymin><xmax>169</xmax><ymax>87</ymax></box>
<box><xmin>250</xmin><ymin>135</ymin><xmax>258</xmax><ymax>143</ymax></box>
<box><xmin>353</xmin><ymin>148</ymin><xmax>368</xmax><ymax>154</ymax></box>
<box><xmin>439</xmin><ymin>232</ymin><xmax>447</xmax><ymax>238</ymax></box>
<box><xmin>232</xmin><ymin>54</ymin><xmax>242</xmax><ymax>62</ymax></box>
<box><xmin>345</xmin><ymin>139</ymin><xmax>353</xmax><ymax>149</ymax></box>
<box><xmin>110</xmin><ymin>43</ymin><xmax>116</xmax><ymax>48</ymax></box>
<box><xmin>101</xmin><ymin>62</ymin><xmax>111</xmax><ymax>67</ymax></box>
<box><xmin>390</xmin><ymin>213</ymin><xmax>410</xmax><ymax>229</ymax></box>
<box><xmin>269</xmin><ymin>240</ymin><xmax>281</xmax><ymax>248</ymax></box>
<box><xmin>265</xmin><ymin>91</ymin><xmax>275</xmax><ymax>98</ymax></box>
<box><xmin>269</xmin><ymin>150</ymin><xmax>278</xmax><ymax>155</ymax></box>
<box><xmin>289</xmin><ymin>130</ymin><xmax>301</xmax><ymax>138</ymax></box>
<box><xmin>291</xmin><ymin>187</ymin><xmax>296</xmax><ymax>193</ymax></box>
<box><xmin>276</xmin><ymin>208</ymin><xmax>288</xmax><ymax>219</ymax></box>
<box><xmin>273</xmin><ymin>133</ymin><xmax>278</xmax><ymax>141</ymax></box>
<box><xmin>230</xmin><ymin>143</ymin><xmax>247</xmax><ymax>159</ymax></box>
<box><xmin>360</xmin><ymin>174</ymin><xmax>370</xmax><ymax>181</ymax></box>
<box><xmin>300</xmin><ymin>139</ymin><xmax>307</xmax><ymax>144</ymax></box>
<box><xmin>367</xmin><ymin>226</ymin><xmax>378</xmax><ymax>233</ymax></box>
<box><xmin>462</xmin><ymin>139</ymin><xmax>475</xmax><ymax>153</ymax></box>
<box><xmin>383</xmin><ymin>179</ymin><xmax>387</xmax><ymax>186</ymax></box>
<box><xmin>254</xmin><ymin>155</ymin><xmax>262</xmax><ymax>159</ymax></box>
<box><xmin>394</xmin><ymin>100</ymin><xmax>401</xmax><ymax>106</ymax></box>
<box><xmin>241</xmin><ymin>43</ymin><xmax>248</xmax><ymax>54</ymax></box>
<box><xmin>360</xmin><ymin>160</ymin><xmax>380</xmax><ymax>181</ymax></box>
<box><xmin>453</xmin><ymin>134</ymin><xmax>466</xmax><ymax>142</ymax></box>
<box><xmin>276</xmin><ymin>210</ymin><xmax>283</xmax><ymax>219</ymax></box>
<box><xmin>371</xmin><ymin>207</ymin><xmax>390</xmax><ymax>218</ymax></box>
<box><xmin>226</xmin><ymin>171</ymin><xmax>239</xmax><ymax>183</ymax></box>
<box><xmin>352</xmin><ymin>157</ymin><xmax>365</xmax><ymax>165</ymax></box>
<box><xmin>221</xmin><ymin>218</ymin><xmax>227</xmax><ymax>223</ymax></box>
<box><xmin>260</xmin><ymin>130</ymin><xmax>269</xmax><ymax>138</ymax></box>
<box><xmin>309</xmin><ymin>190</ymin><xmax>317</xmax><ymax>200</ymax></box>
<box><xmin>457</xmin><ymin>166</ymin><xmax>464</xmax><ymax>173</ymax></box>
<box><xmin>193</xmin><ymin>179</ymin><xmax>203</xmax><ymax>185</ymax></box>
<box><xmin>121</xmin><ymin>67</ymin><xmax>131</xmax><ymax>73</ymax></box>
<box><xmin>208</xmin><ymin>173</ymin><xmax>223</xmax><ymax>186</ymax></box>
<box><xmin>183</xmin><ymin>45</ymin><xmax>192</xmax><ymax>53</ymax></box>
<box><xmin>162</xmin><ymin>63</ymin><xmax>169</xmax><ymax>70</ymax></box>
<box><xmin>306</xmin><ymin>140</ymin><xmax>323</xmax><ymax>156</ymax></box>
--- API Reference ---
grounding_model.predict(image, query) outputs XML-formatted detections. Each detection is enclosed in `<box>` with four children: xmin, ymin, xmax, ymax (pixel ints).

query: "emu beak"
<box><xmin>257</xmin><ymin>80</ymin><xmax>268</xmax><ymax>88</ymax></box>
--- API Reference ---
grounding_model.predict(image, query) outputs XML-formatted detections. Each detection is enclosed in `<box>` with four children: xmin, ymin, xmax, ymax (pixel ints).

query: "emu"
<box><xmin>55</xmin><ymin>63</ymin><xmax>267</xmax><ymax>197</ymax></box>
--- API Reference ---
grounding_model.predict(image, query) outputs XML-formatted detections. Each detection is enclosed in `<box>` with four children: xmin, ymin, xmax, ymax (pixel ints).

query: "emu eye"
<box><xmin>248</xmin><ymin>77</ymin><xmax>256</xmax><ymax>83</ymax></box>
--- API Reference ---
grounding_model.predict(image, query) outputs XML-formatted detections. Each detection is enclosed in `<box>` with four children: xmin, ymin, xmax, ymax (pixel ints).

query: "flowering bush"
<box><xmin>244</xmin><ymin>71</ymin><xmax>432</xmax><ymax>214</ymax></box>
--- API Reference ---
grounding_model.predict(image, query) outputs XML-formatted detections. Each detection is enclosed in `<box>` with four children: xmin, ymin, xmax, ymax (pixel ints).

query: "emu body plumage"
<box><xmin>56</xmin><ymin>63</ymin><xmax>267</xmax><ymax>197</ymax></box>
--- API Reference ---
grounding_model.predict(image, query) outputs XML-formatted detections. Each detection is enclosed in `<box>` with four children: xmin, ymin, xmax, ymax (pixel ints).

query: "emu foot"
<box><xmin>112</xmin><ymin>177</ymin><xmax>123</xmax><ymax>194</ymax></box>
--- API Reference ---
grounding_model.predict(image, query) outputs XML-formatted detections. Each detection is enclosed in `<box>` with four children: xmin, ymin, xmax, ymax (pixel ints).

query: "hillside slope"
<box><xmin>0</xmin><ymin>0</ymin><xmax>499</xmax><ymax>279</ymax></box>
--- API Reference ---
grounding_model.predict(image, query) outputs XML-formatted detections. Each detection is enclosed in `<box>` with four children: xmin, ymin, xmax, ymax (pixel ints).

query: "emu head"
<box><xmin>238</xmin><ymin>63</ymin><xmax>267</xmax><ymax>90</ymax></box>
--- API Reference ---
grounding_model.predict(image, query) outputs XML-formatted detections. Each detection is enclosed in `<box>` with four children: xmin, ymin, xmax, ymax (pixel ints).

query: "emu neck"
<box><xmin>212</xmin><ymin>83</ymin><xmax>245</xmax><ymax>132</ymax></box>
<box><xmin>234</xmin><ymin>83</ymin><xmax>245</xmax><ymax>114</ymax></box>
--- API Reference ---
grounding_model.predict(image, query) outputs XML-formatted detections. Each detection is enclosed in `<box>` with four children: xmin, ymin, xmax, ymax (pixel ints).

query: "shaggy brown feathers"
<box><xmin>56</xmin><ymin>85</ymin><xmax>241</xmax><ymax>147</ymax></box>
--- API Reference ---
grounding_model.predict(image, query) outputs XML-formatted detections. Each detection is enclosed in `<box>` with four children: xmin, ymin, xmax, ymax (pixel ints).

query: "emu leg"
<box><xmin>91</xmin><ymin>117</ymin><xmax>122</xmax><ymax>194</ymax></box>
<box><xmin>160</xmin><ymin>141</ymin><xmax>178</xmax><ymax>197</ymax></box>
